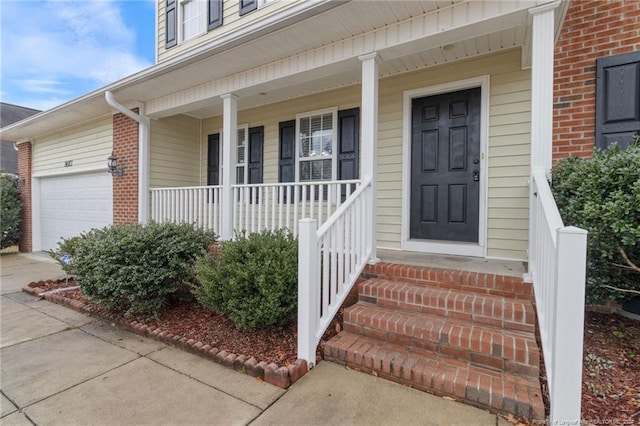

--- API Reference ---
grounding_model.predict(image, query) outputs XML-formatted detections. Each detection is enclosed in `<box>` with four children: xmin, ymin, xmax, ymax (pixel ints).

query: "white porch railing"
<box><xmin>149</xmin><ymin>180</ymin><xmax>361</xmax><ymax>238</ymax></box>
<box><xmin>528</xmin><ymin>169</ymin><xmax>587</xmax><ymax>423</ymax></box>
<box><xmin>150</xmin><ymin>185</ymin><xmax>223</xmax><ymax>235</ymax></box>
<box><xmin>297</xmin><ymin>178</ymin><xmax>372</xmax><ymax>367</ymax></box>
<box><xmin>232</xmin><ymin>180</ymin><xmax>361</xmax><ymax>237</ymax></box>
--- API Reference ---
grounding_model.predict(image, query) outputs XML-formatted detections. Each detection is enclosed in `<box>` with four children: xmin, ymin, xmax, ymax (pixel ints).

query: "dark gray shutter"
<box><xmin>208</xmin><ymin>0</ymin><xmax>223</xmax><ymax>30</ymax></box>
<box><xmin>596</xmin><ymin>51</ymin><xmax>640</xmax><ymax>149</ymax></box>
<box><xmin>165</xmin><ymin>0</ymin><xmax>177</xmax><ymax>49</ymax></box>
<box><xmin>239</xmin><ymin>0</ymin><xmax>257</xmax><ymax>16</ymax></box>
<box><xmin>279</xmin><ymin>120</ymin><xmax>295</xmax><ymax>183</ymax></box>
<box><xmin>207</xmin><ymin>133</ymin><xmax>220</xmax><ymax>185</ymax></box>
<box><xmin>248</xmin><ymin>126</ymin><xmax>263</xmax><ymax>184</ymax></box>
<box><xmin>338</xmin><ymin>108</ymin><xmax>360</xmax><ymax>180</ymax></box>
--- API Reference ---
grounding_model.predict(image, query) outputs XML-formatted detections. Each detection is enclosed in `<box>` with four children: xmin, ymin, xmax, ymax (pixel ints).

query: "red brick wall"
<box><xmin>553</xmin><ymin>0</ymin><xmax>640</xmax><ymax>162</ymax></box>
<box><xmin>112</xmin><ymin>110</ymin><xmax>139</xmax><ymax>224</ymax></box>
<box><xmin>17</xmin><ymin>142</ymin><xmax>32</xmax><ymax>252</ymax></box>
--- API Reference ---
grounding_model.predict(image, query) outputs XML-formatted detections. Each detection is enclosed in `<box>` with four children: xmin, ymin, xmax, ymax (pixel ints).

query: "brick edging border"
<box><xmin>22</xmin><ymin>283</ymin><xmax>308</xmax><ymax>389</ymax></box>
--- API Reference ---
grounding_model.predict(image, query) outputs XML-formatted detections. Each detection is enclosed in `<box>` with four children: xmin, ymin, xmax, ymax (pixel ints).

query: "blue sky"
<box><xmin>1</xmin><ymin>0</ymin><xmax>156</xmax><ymax>111</ymax></box>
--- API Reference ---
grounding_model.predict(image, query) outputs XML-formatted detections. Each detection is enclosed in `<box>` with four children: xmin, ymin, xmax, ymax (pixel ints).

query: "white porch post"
<box><xmin>220</xmin><ymin>93</ymin><xmax>238</xmax><ymax>241</ymax></box>
<box><xmin>359</xmin><ymin>52</ymin><xmax>380</xmax><ymax>263</ymax></box>
<box><xmin>529</xmin><ymin>1</ymin><xmax>558</xmax><ymax>173</ymax></box>
<box><xmin>138</xmin><ymin>114</ymin><xmax>150</xmax><ymax>224</ymax></box>
<box><xmin>526</xmin><ymin>1</ymin><xmax>558</xmax><ymax>280</ymax></box>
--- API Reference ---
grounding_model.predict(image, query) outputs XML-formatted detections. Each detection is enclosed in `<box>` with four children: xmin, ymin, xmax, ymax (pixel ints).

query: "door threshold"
<box><xmin>377</xmin><ymin>248</ymin><xmax>524</xmax><ymax>277</ymax></box>
<box><xmin>402</xmin><ymin>239</ymin><xmax>484</xmax><ymax>258</ymax></box>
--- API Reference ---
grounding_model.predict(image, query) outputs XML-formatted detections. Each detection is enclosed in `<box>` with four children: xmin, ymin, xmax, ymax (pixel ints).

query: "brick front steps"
<box><xmin>325</xmin><ymin>264</ymin><xmax>543</xmax><ymax>419</ymax></box>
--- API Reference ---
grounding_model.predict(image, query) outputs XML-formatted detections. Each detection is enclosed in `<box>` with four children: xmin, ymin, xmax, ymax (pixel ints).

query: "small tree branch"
<box><xmin>601</xmin><ymin>285</ymin><xmax>640</xmax><ymax>296</ymax></box>
<box><xmin>618</xmin><ymin>247</ymin><xmax>640</xmax><ymax>273</ymax></box>
<box><xmin>610</xmin><ymin>263</ymin><xmax>640</xmax><ymax>273</ymax></box>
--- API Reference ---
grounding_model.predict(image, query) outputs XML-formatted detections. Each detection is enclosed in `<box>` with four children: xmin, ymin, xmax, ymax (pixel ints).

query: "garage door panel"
<box><xmin>40</xmin><ymin>172</ymin><xmax>113</xmax><ymax>251</ymax></box>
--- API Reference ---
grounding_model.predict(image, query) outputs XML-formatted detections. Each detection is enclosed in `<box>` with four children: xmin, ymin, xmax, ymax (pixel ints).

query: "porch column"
<box><xmin>360</xmin><ymin>52</ymin><xmax>380</xmax><ymax>263</ymax></box>
<box><xmin>529</xmin><ymin>1</ymin><xmax>559</xmax><ymax>174</ymax></box>
<box><xmin>526</xmin><ymin>2</ymin><xmax>559</xmax><ymax>279</ymax></box>
<box><xmin>220</xmin><ymin>93</ymin><xmax>238</xmax><ymax>241</ymax></box>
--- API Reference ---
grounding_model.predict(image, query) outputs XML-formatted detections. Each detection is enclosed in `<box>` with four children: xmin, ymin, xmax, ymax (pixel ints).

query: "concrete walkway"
<box><xmin>1</xmin><ymin>253</ymin><xmax>509</xmax><ymax>425</ymax></box>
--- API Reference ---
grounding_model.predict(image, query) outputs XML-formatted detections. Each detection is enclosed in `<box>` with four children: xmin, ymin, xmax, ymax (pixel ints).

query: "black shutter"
<box><xmin>338</xmin><ymin>108</ymin><xmax>360</xmax><ymax>181</ymax></box>
<box><xmin>596</xmin><ymin>51</ymin><xmax>640</xmax><ymax>149</ymax></box>
<box><xmin>165</xmin><ymin>0</ymin><xmax>177</xmax><ymax>49</ymax></box>
<box><xmin>279</xmin><ymin>120</ymin><xmax>295</xmax><ymax>183</ymax></box>
<box><xmin>248</xmin><ymin>126</ymin><xmax>263</xmax><ymax>184</ymax></box>
<box><xmin>208</xmin><ymin>0</ymin><xmax>223</xmax><ymax>30</ymax></box>
<box><xmin>207</xmin><ymin>133</ymin><xmax>220</xmax><ymax>185</ymax></box>
<box><xmin>239</xmin><ymin>0</ymin><xmax>257</xmax><ymax>16</ymax></box>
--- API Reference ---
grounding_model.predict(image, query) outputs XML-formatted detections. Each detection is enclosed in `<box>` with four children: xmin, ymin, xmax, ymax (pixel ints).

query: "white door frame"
<box><xmin>401</xmin><ymin>76</ymin><xmax>490</xmax><ymax>258</ymax></box>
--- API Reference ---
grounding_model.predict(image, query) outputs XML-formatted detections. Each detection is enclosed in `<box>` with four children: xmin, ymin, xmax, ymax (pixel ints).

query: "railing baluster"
<box><xmin>322</xmin><ymin>233</ymin><xmax>330</xmax><ymax>318</ymax></box>
<box><xmin>318</xmin><ymin>183</ymin><xmax>324</xmax><ymax>226</ymax></box>
<box><xmin>293</xmin><ymin>186</ymin><xmax>299</xmax><ymax>236</ymax></box>
<box><xmin>301</xmin><ymin>186</ymin><xmax>307</xmax><ymax>222</ymax></box>
<box><xmin>271</xmin><ymin>186</ymin><xmax>276</xmax><ymax>231</ymax></box>
<box><xmin>279</xmin><ymin>186</ymin><xmax>284</xmax><ymax>229</ymax></box>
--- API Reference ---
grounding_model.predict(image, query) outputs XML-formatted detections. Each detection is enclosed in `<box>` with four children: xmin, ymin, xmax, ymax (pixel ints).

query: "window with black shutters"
<box><xmin>595</xmin><ymin>51</ymin><xmax>640</xmax><ymax>150</ymax></box>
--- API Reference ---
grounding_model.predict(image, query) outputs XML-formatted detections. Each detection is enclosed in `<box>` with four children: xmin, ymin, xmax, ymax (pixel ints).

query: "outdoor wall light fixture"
<box><xmin>107</xmin><ymin>152</ymin><xmax>124</xmax><ymax>176</ymax></box>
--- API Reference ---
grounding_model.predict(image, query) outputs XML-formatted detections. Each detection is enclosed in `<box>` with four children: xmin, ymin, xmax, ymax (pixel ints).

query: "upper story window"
<box><xmin>165</xmin><ymin>0</ymin><xmax>222</xmax><ymax>49</ymax></box>
<box><xmin>181</xmin><ymin>0</ymin><xmax>207</xmax><ymax>42</ymax></box>
<box><xmin>296</xmin><ymin>109</ymin><xmax>337</xmax><ymax>182</ymax></box>
<box><xmin>239</xmin><ymin>0</ymin><xmax>275</xmax><ymax>16</ymax></box>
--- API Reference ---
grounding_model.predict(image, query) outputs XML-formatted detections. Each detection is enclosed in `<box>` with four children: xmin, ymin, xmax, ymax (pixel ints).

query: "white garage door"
<box><xmin>40</xmin><ymin>172</ymin><xmax>113</xmax><ymax>251</ymax></box>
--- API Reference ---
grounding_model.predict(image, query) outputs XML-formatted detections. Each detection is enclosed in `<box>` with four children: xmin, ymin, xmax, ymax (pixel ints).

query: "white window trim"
<box><xmin>179</xmin><ymin>0</ymin><xmax>207</xmax><ymax>44</ymax></box>
<box><xmin>218</xmin><ymin>124</ymin><xmax>249</xmax><ymax>185</ymax></box>
<box><xmin>294</xmin><ymin>107</ymin><xmax>338</xmax><ymax>183</ymax></box>
<box><xmin>401</xmin><ymin>76</ymin><xmax>490</xmax><ymax>258</ymax></box>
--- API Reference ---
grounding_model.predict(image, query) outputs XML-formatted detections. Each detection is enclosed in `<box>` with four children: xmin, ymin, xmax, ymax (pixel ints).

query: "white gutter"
<box><xmin>105</xmin><ymin>91</ymin><xmax>150</xmax><ymax>224</ymax></box>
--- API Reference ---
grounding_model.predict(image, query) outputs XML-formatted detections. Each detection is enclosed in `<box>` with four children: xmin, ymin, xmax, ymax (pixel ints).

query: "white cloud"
<box><xmin>0</xmin><ymin>0</ymin><xmax>153</xmax><ymax>109</ymax></box>
<box><xmin>18</xmin><ymin>79</ymin><xmax>72</xmax><ymax>96</ymax></box>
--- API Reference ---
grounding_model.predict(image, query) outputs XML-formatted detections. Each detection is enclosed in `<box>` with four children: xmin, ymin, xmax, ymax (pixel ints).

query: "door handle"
<box><xmin>473</xmin><ymin>169</ymin><xmax>480</xmax><ymax>181</ymax></box>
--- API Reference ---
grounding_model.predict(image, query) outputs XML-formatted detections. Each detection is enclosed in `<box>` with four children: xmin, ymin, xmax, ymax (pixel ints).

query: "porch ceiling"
<box><xmin>0</xmin><ymin>0</ymin><xmax>567</xmax><ymax>141</ymax></box>
<box><xmin>144</xmin><ymin>0</ymin><xmax>551</xmax><ymax>119</ymax></box>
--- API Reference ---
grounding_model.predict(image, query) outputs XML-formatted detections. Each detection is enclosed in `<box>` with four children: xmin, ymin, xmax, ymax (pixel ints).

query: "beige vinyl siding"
<box><xmin>157</xmin><ymin>0</ymin><xmax>295</xmax><ymax>63</ymax></box>
<box><xmin>175</xmin><ymin>48</ymin><xmax>530</xmax><ymax>260</ymax></box>
<box><xmin>371</xmin><ymin>49</ymin><xmax>531</xmax><ymax>259</ymax></box>
<box><xmin>150</xmin><ymin>115</ymin><xmax>201</xmax><ymax>187</ymax></box>
<box><xmin>201</xmin><ymin>87</ymin><xmax>361</xmax><ymax>185</ymax></box>
<box><xmin>33</xmin><ymin>116</ymin><xmax>112</xmax><ymax>174</ymax></box>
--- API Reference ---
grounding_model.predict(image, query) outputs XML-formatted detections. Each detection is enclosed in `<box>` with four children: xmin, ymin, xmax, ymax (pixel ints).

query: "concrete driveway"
<box><xmin>0</xmin><ymin>253</ymin><xmax>507</xmax><ymax>425</ymax></box>
<box><xmin>0</xmin><ymin>252</ymin><xmax>65</xmax><ymax>294</ymax></box>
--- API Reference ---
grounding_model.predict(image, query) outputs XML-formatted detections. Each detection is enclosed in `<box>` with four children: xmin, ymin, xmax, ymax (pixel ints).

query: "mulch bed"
<box><xmin>23</xmin><ymin>279</ymin><xmax>639</xmax><ymax>421</ymax></box>
<box><xmin>581</xmin><ymin>311</ymin><xmax>640</xmax><ymax>424</ymax></box>
<box><xmin>24</xmin><ymin>278</ymin><xmax>342</xmax><ymax>388</ymax></box>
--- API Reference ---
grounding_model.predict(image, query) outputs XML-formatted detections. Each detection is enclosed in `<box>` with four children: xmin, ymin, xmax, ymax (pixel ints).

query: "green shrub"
<box><xmin>552</xmin><ymin>139</ymin><xmax>640</xmax><ymax>304</ymax></box>
<box><xmin>194</xmin><ymin>229</ymin><xmax>298</xmax><ymax>329</ymax></box>
<box><xmin>65</xmin><ymin>222</ymin><xmax>215</xmax><ymax>317</ymax></box>
<box><xmin>0</xmin><ymin>173</ymin><xmax>22</xmax><ymax>249</ymax></box>
<box><xmin>49</xmin><ymin>234</ymin><xmax>86</xmax><ymax>275</ymax></box>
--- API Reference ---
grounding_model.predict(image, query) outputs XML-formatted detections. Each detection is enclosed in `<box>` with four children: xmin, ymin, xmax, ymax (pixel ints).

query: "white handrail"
<box><xmin>529</xmin><ymin>169</ymin><xmax>587</xmax><ymax>423</ymax></box>
<box><xmin>298</xmin><ymin>178</ymin><xmax>372</xmax><ymax>367</ymax></box>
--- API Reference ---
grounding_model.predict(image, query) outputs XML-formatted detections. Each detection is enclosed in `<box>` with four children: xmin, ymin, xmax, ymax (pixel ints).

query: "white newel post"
<box><xmin>359</xmin><ymin>52</ymin><xmax>379</xmax><ymax>263</ymax></box>
<box><xmin>221</xmin><ymin>93</ymin><xmax>238</xmax><ymax>240</ymax></box>
<box><xmin>552</xmin><ymin>226</ymin><xmax>587</xmax><ymax>423</ymax></box>
<box><xmin>527</xmin><ymin>1</ymin><xmax>558</xmax><ymax>280</ymax></box>
<box><xmin>297</xmin><ymin>218</ymin><xmax>318</xmax><ymax>368</ymax></box>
